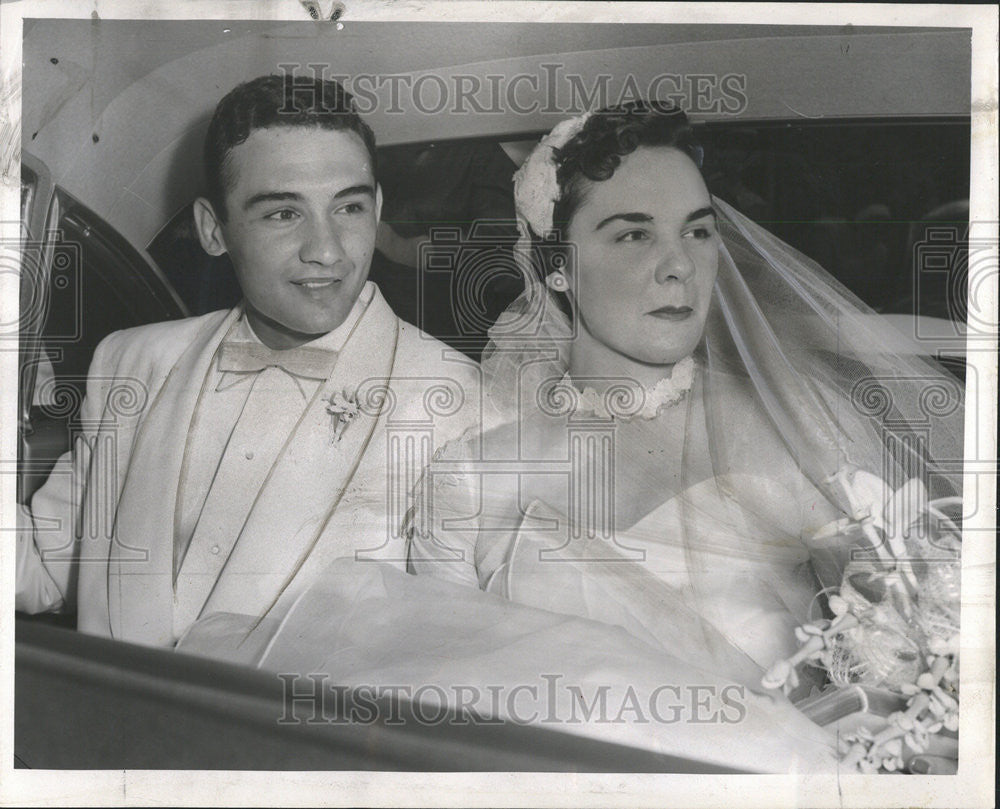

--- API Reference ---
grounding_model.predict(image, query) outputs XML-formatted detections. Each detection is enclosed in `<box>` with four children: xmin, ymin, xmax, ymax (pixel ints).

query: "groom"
<box><xmin>16</xmin><ymin>74</ymin><xmax>480</xmax><ymax>646</ymax></box>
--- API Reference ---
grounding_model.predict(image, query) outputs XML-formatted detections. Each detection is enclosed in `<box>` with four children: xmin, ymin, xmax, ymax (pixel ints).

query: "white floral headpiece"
<box><xmin>512</xmin><ymin>111</ymin><xmax>593</xmax><ymax>237</ymax></box>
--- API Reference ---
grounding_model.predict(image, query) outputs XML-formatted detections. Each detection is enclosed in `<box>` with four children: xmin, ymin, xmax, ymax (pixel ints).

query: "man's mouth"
<box><xmin>647</xmin><ymin>305</ymin><xmax>694</xmax><ymax>321</ymax></box>
<box><xmin>292</xmin><ymin>278</ymin><xmax>340</xmax><ymax>290</ymax></box>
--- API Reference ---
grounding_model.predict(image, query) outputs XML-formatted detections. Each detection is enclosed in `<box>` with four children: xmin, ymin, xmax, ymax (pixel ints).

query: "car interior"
<box><xmin>12</xmin><ymin>19</ymin><xmax>975</xmax><ymax>771</ymax></box>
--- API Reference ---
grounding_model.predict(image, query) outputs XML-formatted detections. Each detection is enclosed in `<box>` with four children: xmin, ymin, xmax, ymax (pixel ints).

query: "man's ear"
<box><xmin>192</xmin><ymin>197</ymin><xmax>228</xmax><ymax>257</ymax></box>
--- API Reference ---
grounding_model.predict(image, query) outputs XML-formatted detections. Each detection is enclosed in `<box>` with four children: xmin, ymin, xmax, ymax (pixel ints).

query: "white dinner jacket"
<box><xmin>25</xmin><ymin>285</ymin><xmax>481</xmax><ymax>646</ymax></box>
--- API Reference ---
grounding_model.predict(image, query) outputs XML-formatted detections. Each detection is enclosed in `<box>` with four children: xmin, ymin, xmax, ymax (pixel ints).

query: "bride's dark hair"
<box><xmin>552</xmin><ymin>100</ymin><xmax>703</xmax><ymax>230</ymax></box>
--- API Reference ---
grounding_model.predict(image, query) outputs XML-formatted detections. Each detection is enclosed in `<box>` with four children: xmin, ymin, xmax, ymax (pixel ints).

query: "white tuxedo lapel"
<box><xmin>198</xmin><ymin>293</ymin><xmax>401</xmax><ymax>623</ymax></box>
<box><xmin>105</xmin><ymin>307</ymin><xmax>241</xmax><ymax>645</ymax></box>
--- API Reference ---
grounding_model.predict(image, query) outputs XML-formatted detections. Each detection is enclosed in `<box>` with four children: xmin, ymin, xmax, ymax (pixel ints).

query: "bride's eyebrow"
<box><xmin>594</xmin><ymin>206</ymin><xmax>716</xmax><ymax>232</ymax></box>
<box><xmin>686</xmin><ymin>206</ymin><xmax>717</xmax><ymax>223</ymax></box>
<box><xmin>594</xmin><ymin>212</ymin><xmax>653</xmax><ymax>231</ymax></box>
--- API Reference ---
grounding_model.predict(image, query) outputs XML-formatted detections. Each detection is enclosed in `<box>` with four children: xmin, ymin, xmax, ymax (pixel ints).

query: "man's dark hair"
<box><xmin>203</xmin><ymin>74</ymin><xmax>377</xmax><ymax>220</ymax></box>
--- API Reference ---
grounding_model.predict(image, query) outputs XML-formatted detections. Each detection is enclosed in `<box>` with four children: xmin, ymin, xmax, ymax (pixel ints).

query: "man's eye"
<box><xmin>615</xmin><ymin>230</ymin><xmax>649</xmax><ymax>243</ymax></box>
<box><xmin>338</xmin><ymin>201</ymin><xmax>368</xmax><ymax>215</ymax></box>
<box><xmin>265</xmin><ymin>209</ymin><xmax>299</xmax><ymax>222</ymax></box>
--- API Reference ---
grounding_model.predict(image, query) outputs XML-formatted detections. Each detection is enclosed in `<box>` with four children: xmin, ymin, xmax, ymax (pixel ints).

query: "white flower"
<box><xmin>513</xmin><ymin>112</ymin><xmax>593</xmax><ymax>236</ymax></box>
<box><xmin>324</xmin><ymin>390</ymin><xmax>360</xmax><ymax>442</ymax></box>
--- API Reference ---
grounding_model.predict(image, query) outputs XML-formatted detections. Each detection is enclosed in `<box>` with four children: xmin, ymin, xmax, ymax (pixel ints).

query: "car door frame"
<box><xmin>18</xmin><ymin>151</ymin><xmax>59</xmax><ymax>505</ymax></box>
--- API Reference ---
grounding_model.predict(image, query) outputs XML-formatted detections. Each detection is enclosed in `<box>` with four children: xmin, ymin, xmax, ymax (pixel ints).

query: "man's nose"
<box><xmin>654</xmin><ymin>241</ymin><xmax>695</xmax><ymax>284</ymax></box>
<box><xmin>300</xmin><ymin>218</ymin><xmax>347</xmax><ymax>266</ymax></box>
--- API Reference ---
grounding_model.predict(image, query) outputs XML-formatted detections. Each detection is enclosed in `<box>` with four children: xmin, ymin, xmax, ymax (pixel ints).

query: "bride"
<box><xmin>408</xmin><ymin>102</ymin><xmax>963</xmax><ymax>726</ymax></box>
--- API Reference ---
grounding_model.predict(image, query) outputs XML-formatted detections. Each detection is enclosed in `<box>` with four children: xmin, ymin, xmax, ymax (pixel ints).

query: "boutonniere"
<box><xmin>324</xmin><ymin>390</ymin><xmax>360</xmax><ymax>443</ymax></box>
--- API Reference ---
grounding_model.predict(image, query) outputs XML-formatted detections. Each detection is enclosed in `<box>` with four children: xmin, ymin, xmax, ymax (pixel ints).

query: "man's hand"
<box><xmin>15</xmin><ymin>502</ymin><xmax>66</xmax><ymax>614</ymax></box>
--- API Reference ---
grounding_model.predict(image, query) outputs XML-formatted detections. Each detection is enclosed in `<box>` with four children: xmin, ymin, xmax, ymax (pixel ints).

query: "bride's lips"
<box><xmin>647</xmin><ymin>305</ymin><xmax>694</xmax><ymax>321</ymax></box>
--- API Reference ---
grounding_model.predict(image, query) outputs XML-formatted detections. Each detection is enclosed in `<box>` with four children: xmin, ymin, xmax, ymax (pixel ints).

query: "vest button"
<box><xmin>210</xmin><ymin>545</ymin><xmax>220</xmax><ymax>555</ymax></box>
<box><xmin>244</xmin><ymin>449</ymin><xmax>254</xmax><ymax>460</ymax></box>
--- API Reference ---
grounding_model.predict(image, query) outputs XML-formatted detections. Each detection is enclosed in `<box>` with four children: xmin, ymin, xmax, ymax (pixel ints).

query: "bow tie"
<box><xmin>217</xmin><ymin>340</ymin><xmax>339</xmax><ymax>380</ymax></box>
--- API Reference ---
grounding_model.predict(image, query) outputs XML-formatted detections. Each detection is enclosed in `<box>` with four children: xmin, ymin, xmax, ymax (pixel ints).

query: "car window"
<box><xmin>146</xmin><ymin>206</ymin><xmax>243</xmax><ymax>317</ymax></box>
<box><xmin>19</xmin><ymin>188</ymin><xmax>187</xmax><ymax>502</ymax></box>
<box><xmin>697</xmin><ymin>119</ymin><xmax>969</xmax><ymax>319</ymax></box>
<box><xmin>147</xmin><ymin>118</ymin><xmax>969</xmax><ymax>363</ymax></box>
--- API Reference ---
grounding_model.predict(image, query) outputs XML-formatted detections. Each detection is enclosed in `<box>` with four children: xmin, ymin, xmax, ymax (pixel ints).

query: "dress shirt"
<box><xmin>173</xmin><ymin>283</ymin><xmax>374</xmax><ymax>579</ymax></box>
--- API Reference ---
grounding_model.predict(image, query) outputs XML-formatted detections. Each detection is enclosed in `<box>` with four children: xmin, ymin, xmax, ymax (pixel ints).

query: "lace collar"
<box><xmin>555</xmin><ymin>356</ymin><xmax>696</xmax><ymax>421</ymax></box>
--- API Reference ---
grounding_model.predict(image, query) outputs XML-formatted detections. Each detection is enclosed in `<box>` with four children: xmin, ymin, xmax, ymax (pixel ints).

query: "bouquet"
<box><xmin>762</xmin><ymin>467</ymin><xmax>961</xmax><ymax>773</ymax></box>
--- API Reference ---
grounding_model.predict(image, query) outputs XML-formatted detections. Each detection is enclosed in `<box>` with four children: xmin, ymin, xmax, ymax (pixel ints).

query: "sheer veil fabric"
<box><xmin>409</xmin><ymin>195</ymin><xmax>964</xmax><ymax>691</ymax></box>
<box><xmin>482</xmin><ymin>196</ymin><xmax>963</xmax><ymax>503</ymax></box>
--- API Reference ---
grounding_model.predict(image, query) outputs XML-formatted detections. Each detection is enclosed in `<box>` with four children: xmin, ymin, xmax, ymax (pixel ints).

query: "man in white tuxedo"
<box><xmin>17</xmin><ymin>74</ymin><xmax>481</xmax><ymax>647</ymax></box>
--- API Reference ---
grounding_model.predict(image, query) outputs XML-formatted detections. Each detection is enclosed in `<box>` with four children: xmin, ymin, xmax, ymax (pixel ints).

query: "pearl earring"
<box><xmin>547</xmin><ymin>273</ymin><xmax>569</xmax><ymax>292</ymax></box>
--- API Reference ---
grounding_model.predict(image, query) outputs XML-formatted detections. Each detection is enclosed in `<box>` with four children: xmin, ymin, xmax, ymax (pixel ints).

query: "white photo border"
<box><xmin>0</xmin><ymin>2</ymin><xmax>995</xmax><ymax>807</ymax></box>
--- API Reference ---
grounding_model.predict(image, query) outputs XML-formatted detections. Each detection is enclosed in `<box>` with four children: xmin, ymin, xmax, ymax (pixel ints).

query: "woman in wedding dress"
<box><xmin>408</xmin><ymin>102</ymin><xmax>963</xmax><ymax>713</ymax></box>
